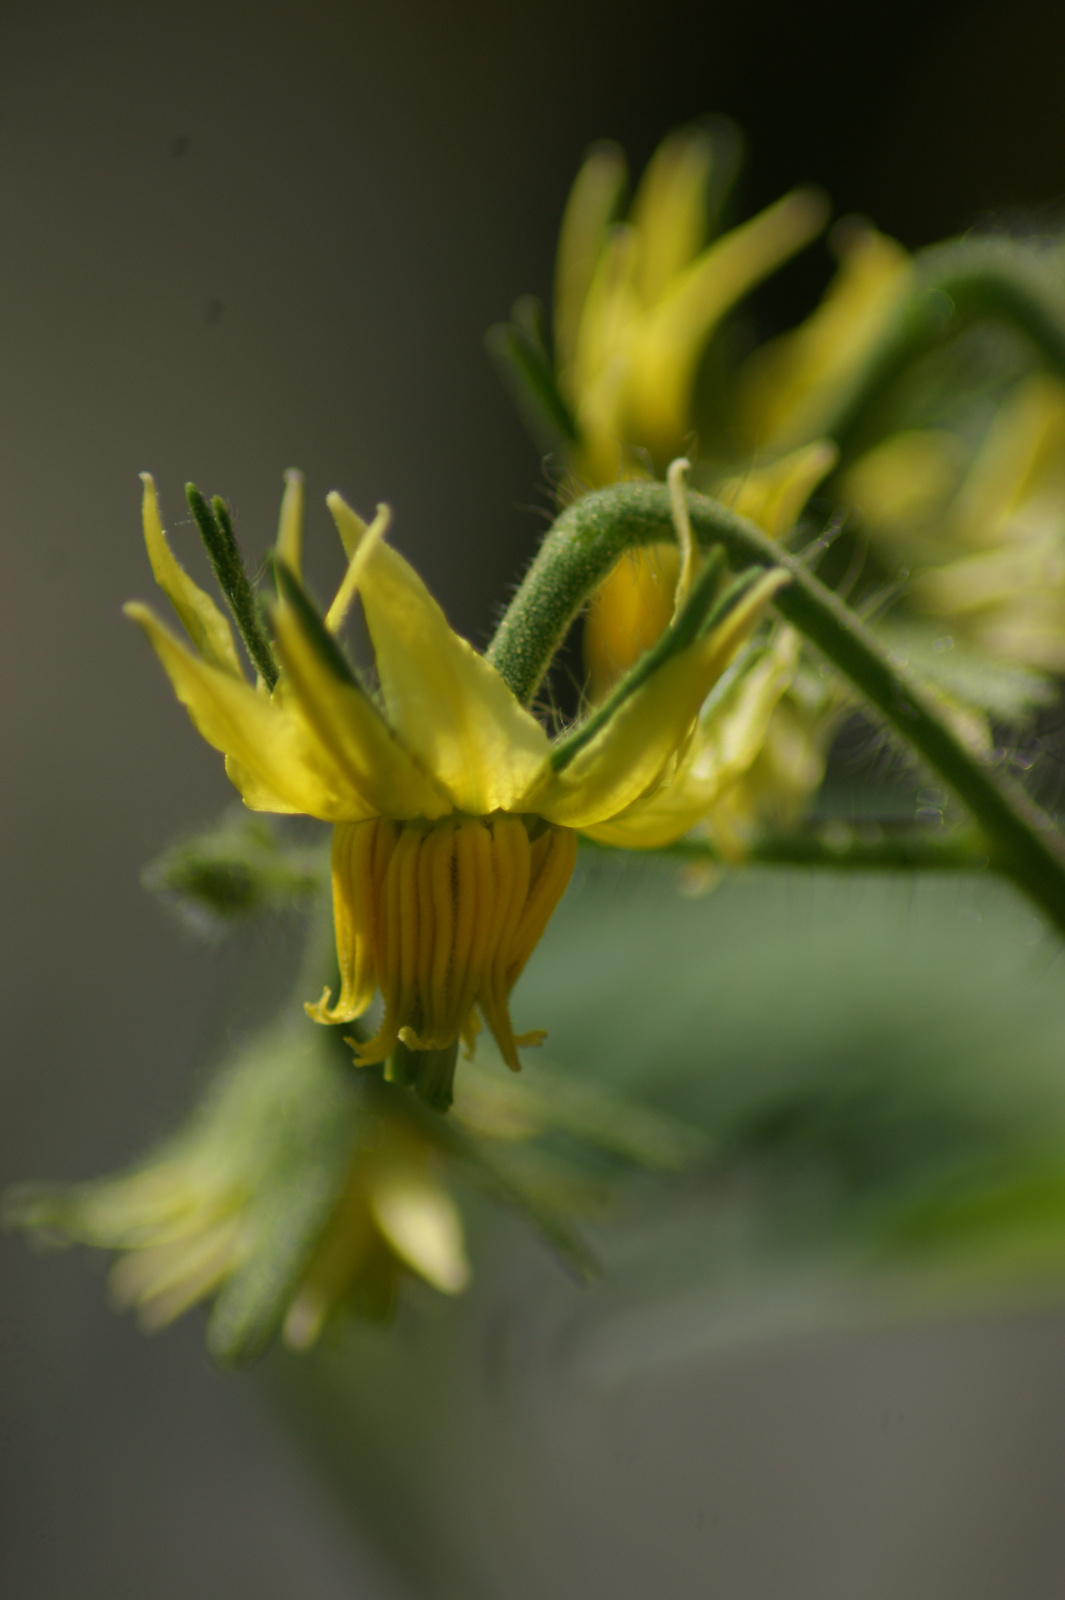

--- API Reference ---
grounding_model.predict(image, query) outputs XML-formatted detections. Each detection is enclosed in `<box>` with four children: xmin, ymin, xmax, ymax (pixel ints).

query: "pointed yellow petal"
<box><xmin>369</xmin><ymin>1170</ymin><xmax>470</xmax><ymax>1294</ymax></box>
<box><xmin>328</xmin><ymin>494</ymin><xmax>551</xmax><ymax>813</ymax></box>
<box><xmin>583</xmin><ymin>629</ymin><xmax>801</xmax><ymax>847</ymax></box>
<box><xmin>583</xmin><ymin>543</ymin><xmax>681</xmax><ymax>700</ymax></box>
<box><xmin>325</xmin><ymin>503</ymin><xmax>391</xmax><ymax>634</ymax></box>
<box><xmin>554</xmin><ymin>141</ymin><xmax>628</xmax><ymax>387</ymax></box>
<box><xmin>629</xmin><ymin>125</ymin><xmax>715</xmax><ymax>307</ymax></box>
<box><xmin>272</xmin><ymin>595</ymin><xmax>452</xmax><ymax>821</ymax></box>
<box><xmin>529</xmin><ymin>570</ymin><xmax>789</xmax><ymax>827</ymax></box>
<box><xmin>126</xmin><ymin>602</ymin><xmax>368</xmax><ymax>820</ymax></box>
<box><xmin>275</xmin><ymin>469</ymin><xmax>305</xmax><ymax>578</ymax></box>
<box><xmin>569</xmin><ymin>225</ymin><xmax>645</xmax><ymax>485</ymax></box>
<box><xmin>329</xmin><ymin>490</ymin><xmax>369</xmax><ymax>561</ymax></box>
<box><xmin>739</xmin><ymin>223</ymin><xmax>910</xmax><ymax>451</ymax></box>
<box><xmin>139</xmin><ymin>473</ymin><xmax>243</xmax><ymax>677</ymax></box>
<box><xmin>627</xmin><ymin>187</ymin><xmax>828</xmax><ymax>456</ymax></box>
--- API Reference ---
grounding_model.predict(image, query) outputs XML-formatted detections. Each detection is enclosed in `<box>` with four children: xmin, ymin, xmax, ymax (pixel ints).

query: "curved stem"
<box><xmin>487</xmin><ymin>480</ymin><xmax>1065</xmax><ymax>937</ymax></box>
<box><xmin>821</xmin><ymin>238</ymin><xmax>1065</xmax><ymax>459</ymax></box>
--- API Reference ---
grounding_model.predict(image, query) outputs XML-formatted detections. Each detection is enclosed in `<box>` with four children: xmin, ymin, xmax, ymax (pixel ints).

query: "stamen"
<box><xmin>309</xmin><ymin>814</ymin><xmax>577</xmax><ymax>1077</ymax></box>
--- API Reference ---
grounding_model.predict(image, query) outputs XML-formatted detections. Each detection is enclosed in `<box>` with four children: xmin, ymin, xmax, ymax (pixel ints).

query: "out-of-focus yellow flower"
<box><xmin>701</xmin><ymin>657</ymin><xmax>841</xmax><ymax>859</ymax></box>
<box><xmin>845</xmin><ymin>375</ymin><xmax>1065</xmax><ymax>673</ymax></box>
<box><xmin>282</xmin><ymin>1126</ymin><xmax>469</xmax><ymax>1345</ymax></box>
<box><xmin>129</xmin><ymin>472</ymin><xmax>785</xmax><ymax>1086</ymax></box>
<box><xmin>738</xmin><ymin>220</ymin><xmax>911</xmax><ymax>454</ymax></box>
<box><xmin>11</xmin><ymin>1029</ymin><xmax>469</xmax><ymax>1351</ymax></box>
<box><xmin>582</xmin><ymin>446</ymin><xmax>839</xmax><ymax>850</ymax></box>
<box><xmin>555</xmin><ymin>125</ymin><xmax>828</xmax><ymax>487</ymax></box>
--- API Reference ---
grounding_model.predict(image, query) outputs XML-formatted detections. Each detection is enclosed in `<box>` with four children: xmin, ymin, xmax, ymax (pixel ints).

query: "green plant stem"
<box><xmin>821</xmin><ymin>238</ymin><xmax>1065</xmax><ymax>459</ymax></box>
<box><xmin>487</xmin><ymin>481</ymin><xmax>1065</xmax><ymax>937</ymax></box>
<box><xmin>582</xmin><ymin>826</ymin><xmax>989</xmax><ymax>874</ymax></box>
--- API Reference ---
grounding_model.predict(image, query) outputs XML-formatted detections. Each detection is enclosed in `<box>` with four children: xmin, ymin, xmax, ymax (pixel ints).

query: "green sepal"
<box><xmin>206</xmin><ymin>1145</ymin><xmax>353</xmax><ymax>1367</ymax></box>
<box><xmin>196</xmin><ymin>1023</ymin><xmax>359</xmax><ymax>1367</ymax></box>
<box><xmin>185</xmin><ymin>484</ymin><xmax>280</xmax><ymax>688</ymax></box>
<box><xmin>486</xmin><ymin>296</ymin><xmax>580</xmax><ymax>457</ymax></box>
<box><xmin>270</xmin><ymin>555</ymin><xmax>362</xmax><ymax>688</ymax></box>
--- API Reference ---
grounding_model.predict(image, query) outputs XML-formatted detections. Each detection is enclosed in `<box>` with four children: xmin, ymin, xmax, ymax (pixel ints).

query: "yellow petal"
<box><xmin>627</xmin><ymin>187</ymin><xmax>828</xmax><ymax>458</ymax></box>
<box><xmin>272</xmin><ymin>595</ymin><xmax>452</xmax><ymax>820</ymax></box>
<box><xmin>139</xmin><ymin>473</ymin><xmax>243</xmax><ymax>677</ymax></box>
<box><xmin>275</xmin><ymin>469</ymin><xmax>305</xmax><ymax>578</ymax></box>
<box><xmin>949</xmin><ymin>374</ymin><xmax>1065</xmax><ymax>550</ymax></box>
<box><xmin>739</xmin><ymin>223</ymin><xmax>911</xmax><ymax>451</ymax></box>
<box><xmin>717</xmin><ymin>439</ymin><xmax>839</xmax><ymax>540</ymax></box>
<box><xmin>572</xmin><ymin>224</ymin><xmax>640</xmax><ymax>395</ymax></box>
<box><xmin>584</xmin><ymin>629</ymin><xmax>801</xmax><ymax>847</ymax></box>
<box><xmin>126</xmin><ymin>602</ymin><xmax>368</xmax><ymax>820</ymax></box>
<box><xmin>629</xmin><ymin>125</ymin><xmax>715</xmax><ymax>307</ymax></box>
<box><xmin>583</xmin><ymin>542</ymin><xmax>680</xmax><ymax>701</ymax></box>
<box><xmin>554</xmin><ymin>141</ymin><xmax>628</xmax><ymax>388</ymax></box>
<box><xmin>327</xmin><ymin>493</ymin><xmax>552</xmax><ymax>813</ymax></box>
<box><xmin>325</xmin><ymin>502</ymin><xmax>391</xmax><ymax>634</ymax></box>
<box><xmin>841</xmin><ymin>430</ymin><xmax>964</xmax><ymax>547</ymax></box>
<box><xmin>530</xmin><ymin>569</ymin><xmax>789</xmax><ymax>827</ymax></box>
<box><xmin>328</xmin><ymin>490</ymin><xmax>370</xmax><ymax>561</ymax></box>
<box><xmin>369</xmin><ymin>1169</ymin><xmax>470</xmax><ymax>1294</ymax></box>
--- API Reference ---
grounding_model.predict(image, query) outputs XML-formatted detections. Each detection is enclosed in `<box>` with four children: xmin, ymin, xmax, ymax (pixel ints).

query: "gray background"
<box><xmin>5</xmin><ymin>1</ymin><xmax>1065</xmax><ymax>1595</ymax></box>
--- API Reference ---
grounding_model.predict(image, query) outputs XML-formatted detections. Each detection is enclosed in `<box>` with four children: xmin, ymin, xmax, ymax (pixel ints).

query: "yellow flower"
<box><xmin>128</xmin><ymin>471</ymin><xmax>785</xmax><ymax>1085</ymax></box>
<box><xmin>11</xmin><ymin>1025</ymin><xmax>470</xmax><ymax>1354</ymax></box>
<box><xmin>737</xmin><ymin>219</ymin><xmax>912</xmax><ymax>455</ymax></box>
<box><xmin>554</xmin><ymin>125</ymin><xmax>828</xmax><ymax>487</ymax></box>
<box><xmin>844</xmin><ymin>375</ymin><xmax>1065</xmax><ymax>674</ymax></box>
<box><xmin>282</xmin><ymin>1124</ymin><xmax>470</xmax><ymax>1345</ymax></box>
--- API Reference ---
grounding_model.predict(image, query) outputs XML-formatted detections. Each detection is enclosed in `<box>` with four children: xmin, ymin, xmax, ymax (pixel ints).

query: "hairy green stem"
<box><xmin>487</xmin><ymin>481</ymin><xmax>1065</xmax><ymax>937</ymax></box>
<box><xmin>821</xmin><ymin>238</ymin><xmax>1065</xmax><ymax>459</ymax></box>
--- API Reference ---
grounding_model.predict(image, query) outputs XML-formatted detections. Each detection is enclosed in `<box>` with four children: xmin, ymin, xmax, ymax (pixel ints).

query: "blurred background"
<box><xmin>6</xmin><ymin>1</ymin><xmax>1065</xmax><ymax>1595</ymax></box>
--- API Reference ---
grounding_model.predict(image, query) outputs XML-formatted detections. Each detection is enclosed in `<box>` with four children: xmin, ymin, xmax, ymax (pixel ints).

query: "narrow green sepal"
<box><xmin>271</xmin><ymin>556</ymin><xmax>360</xmax><ymax>688</ymax></box>
<box><xmin>185</xmin><ymin>483</ymin><xmax>280</xmax><ymax>688</ymax></box>
<box><xmin>695</xmin><ymin>565</ymin><xmax>770</xmax><ymax>641</ymax></box>
<box><xmin>486</xmin><ymin>296</ymin><xmax>580</xmax><ymax>456</ymax></box>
